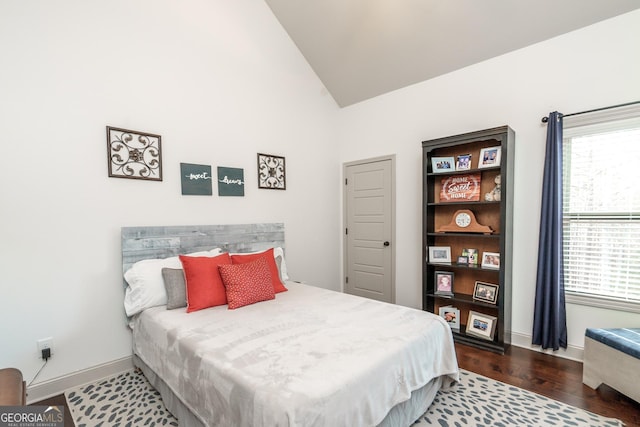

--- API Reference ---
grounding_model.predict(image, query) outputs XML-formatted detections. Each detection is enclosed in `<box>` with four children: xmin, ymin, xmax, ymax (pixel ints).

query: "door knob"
<box><xmin>383</xmin><ymin>241</ymin><xmax>390</xmax><ymax>247</ymax></box>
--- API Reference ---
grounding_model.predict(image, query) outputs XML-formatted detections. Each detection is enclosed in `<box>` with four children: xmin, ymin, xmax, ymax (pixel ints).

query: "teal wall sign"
<box><xmin>180</xmin><ymin>163</ymin><xmax>212</xmax><ymax>195</ymax></box>
<box><xmin>217</xmin><ymin>167</ymin><xmax>245</xmax><ymax>197</ymax></box>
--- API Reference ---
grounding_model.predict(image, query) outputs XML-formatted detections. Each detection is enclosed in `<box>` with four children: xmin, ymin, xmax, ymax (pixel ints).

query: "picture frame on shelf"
<box><xmin>466</xmin><ymin>311</ymin><xmax>497</xmax><ymax>340</ymax></box>
<box><xmin>431</xmin><ymin>156</ymin><xmax>455</xmax><ymax>173</ymax></box>
<box><xmin>456</xmin><ymin>256</ymin><xmax>468</xmax><ymax>265</ymax></box>
<box><xmin>462</xmin><ymin>248</ymin><xmax>479</xmax><ymax>265</ymax></box>
<box><xmin>456</xmin><ymin>154</ymin><xmax>472</xmax><ymax>171</ymax></box>
<box><xmin>428</xmin><ymin>246</ymin><xmax>451</xmax><ymax>263</ymax></box>
<box><xmin>481</xmin><ymin>251</ymin><xmax>500</xmax><ymax>269</ymax></box>
<box><xmin>439</xmin><ymin>306</ymin><xmax>460</xmax><ymax>331</ymax></box>
<box><xmin>478</xmin><ymin>146</ymin><xmax>501</xmax><ymax>168</ymax></box>
<box><xmin>434</xmin><ymin>271</ymin><xmax>454</xmax><ymax>296</ymax></box>
<box><xmin>473</xmin><ymin>281</ymin><xmax>499</xmax><ymax>304</ymax></box>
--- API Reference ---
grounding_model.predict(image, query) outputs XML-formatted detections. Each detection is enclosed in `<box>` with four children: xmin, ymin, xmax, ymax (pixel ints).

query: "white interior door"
<box><xmin>344</xmin><ymin>157</ymin><xmax>394</xmax><ymax>303</ymax></box>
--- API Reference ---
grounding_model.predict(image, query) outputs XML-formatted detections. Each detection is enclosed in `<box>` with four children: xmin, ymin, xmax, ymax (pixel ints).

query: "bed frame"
<box><xmin>122</xmin><ymin>223</ymin><xmax>285</xmax><ymax>273</ymax></box>
<box><xmin>122</xmin><ymin>223</ymin><xmax>448</xmax><ymax>427</ymax></box>
<box><xmin>122</xmin><ymin>223</ymin><xmax>286</xmax><ymax>426</ymax></box>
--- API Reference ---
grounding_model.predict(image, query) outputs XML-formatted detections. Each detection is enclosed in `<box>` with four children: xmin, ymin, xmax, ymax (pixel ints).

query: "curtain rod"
<box><xmin>540</xmin><ymin>100</ymin><xmax>640</xmax><ymax>123</ymax></box>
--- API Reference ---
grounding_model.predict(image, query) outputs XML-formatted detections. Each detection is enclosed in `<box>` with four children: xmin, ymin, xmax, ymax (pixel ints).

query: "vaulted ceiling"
<box><xmin>265</xmin><ymin>1</ymin><xmax>640</xmax><ymax>107</ymax></box>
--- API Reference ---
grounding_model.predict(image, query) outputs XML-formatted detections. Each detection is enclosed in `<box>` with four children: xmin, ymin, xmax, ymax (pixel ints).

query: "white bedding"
<box><xmin>132</xmin><ymin>282</ymin><xmax>459</xmax><ymax>427</ymax></box>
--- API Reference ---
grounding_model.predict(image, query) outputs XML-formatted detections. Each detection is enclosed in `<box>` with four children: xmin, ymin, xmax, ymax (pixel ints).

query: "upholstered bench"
<box><xmin>583</xmin><ymin>328</ymin><xmax>640</xmax><ymax>403</ymax></box>
<box><xmin>0</xmin><ymin>368</ymin><xmax>26</xmax><ymax>405</ymax></box>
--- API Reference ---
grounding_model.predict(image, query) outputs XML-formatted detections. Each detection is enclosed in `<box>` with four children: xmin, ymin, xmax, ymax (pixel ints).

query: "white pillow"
<box><xmin>273</xmin><ymin>247</ymin><xmax>290</xmax><ymax>282</ymax></box>
<box><xmin>124</xmin><ymin>248</ymin><xmax>222</xmax><ymax>316</ymax></box>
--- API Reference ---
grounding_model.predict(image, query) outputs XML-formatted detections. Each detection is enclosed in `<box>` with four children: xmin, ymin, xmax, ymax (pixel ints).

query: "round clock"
<box><xmin>455</xmin><ymin>212</ymin><xmax>471</xmax><ymax>228</ymax></box>
<box><xmin>436</xmin><ymin>209</ymin><xmax>493</xmax><ymax>233</ymax></box>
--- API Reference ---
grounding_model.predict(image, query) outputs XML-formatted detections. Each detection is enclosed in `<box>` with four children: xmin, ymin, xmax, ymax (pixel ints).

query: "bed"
<box><xmin>122</xmin><ymin>223</ymin><xmax>459</xmax><ymax>427</ymax></box>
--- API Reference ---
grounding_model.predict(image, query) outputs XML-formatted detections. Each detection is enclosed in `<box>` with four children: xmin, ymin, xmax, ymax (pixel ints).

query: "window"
<box><xmin>562</xmin><ymin>104</ymin><xmax>640</xmax><ymax>312</ymax></box>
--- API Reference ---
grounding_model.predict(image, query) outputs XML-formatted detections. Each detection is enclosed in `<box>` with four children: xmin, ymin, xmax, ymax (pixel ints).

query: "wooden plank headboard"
<box><xmin>121</xmin><ymin>223</ymin><xmax>285</xmax><ymax>274</ymax></box>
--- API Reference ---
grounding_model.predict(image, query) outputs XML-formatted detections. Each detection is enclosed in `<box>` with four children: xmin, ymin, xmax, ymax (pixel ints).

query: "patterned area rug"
<box><xmin>414</xmin><ymin>370</ymin><xmax>623</xmax><ymax>427</ymax></box>
<box><xmin>65</xmin><ymin>370</ymin><xmax>177</xmax><ymax>427</ymax></box>
<box><xmin>65</xmin><ymin>369</ymin><xmax>623</xmax><ymax>427</ymax></box>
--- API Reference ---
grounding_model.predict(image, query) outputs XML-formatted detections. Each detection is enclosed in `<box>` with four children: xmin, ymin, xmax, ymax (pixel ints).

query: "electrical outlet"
<box><xmin>37</xmin><ymin>337</ymin><xmax>53</xmax><ymax>359</ymax></box>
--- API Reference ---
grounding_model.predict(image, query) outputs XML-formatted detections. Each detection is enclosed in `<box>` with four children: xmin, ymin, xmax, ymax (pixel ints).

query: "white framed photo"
<box><xmin>466</xmin><ymin>311</ymin><xmax>497</xmax><ymax>340</ymax></box>
<box><xmin>481</xmin><ymin>251</ymin><xmax>500</xmax><ymax>269</ymax></box>
<box><xmin>456</xmin><ymin>154</ymin><xmax>472</xmax><ymax>171</ymax></box>
<box><xmin>478</xmin><ymin>146</ymin><xmax>501</xmax><ymax>169</ymax></box>
<box><xmin>428</xmin><ymin>246</ymin><xmax>451</xmax><ymax>263</ymax></box>
<box><xmin>439</xmin><ymin>306</ymin><xmax>460</xmax><ymax>331</ymax></box>
<box><xmin>431</xmin><ymin>156</ymin><xmax>455</xmax><ymax>173</ymax></box>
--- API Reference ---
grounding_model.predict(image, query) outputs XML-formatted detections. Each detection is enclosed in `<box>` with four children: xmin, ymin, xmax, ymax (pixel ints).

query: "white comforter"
<box><xmin>132</xmin><ymin>282</ymin><xmax>459</xmax><ymax>427</ymax></box>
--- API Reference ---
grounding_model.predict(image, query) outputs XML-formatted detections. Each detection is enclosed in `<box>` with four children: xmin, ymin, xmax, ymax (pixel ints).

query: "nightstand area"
<box><xmin>0</xmin><ymin>368</ymin><xmax>26</xmax><ymax>405</ymax></box>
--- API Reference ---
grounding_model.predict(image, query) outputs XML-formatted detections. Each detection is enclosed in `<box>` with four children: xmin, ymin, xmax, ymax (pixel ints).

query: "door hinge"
<box><xmin>345</xmin><ymin>178</ymin><xmax>348</xmax><ymax>185</ymax></box>
<box><xmin>346</xmin><ymin>277</ymin><xmax>348</xmax><ymax>284</ymax></box>
<box><xmin>345</xmin><ymin>228</ymin><xmax>348</xmax><ymax>235</ymax></box>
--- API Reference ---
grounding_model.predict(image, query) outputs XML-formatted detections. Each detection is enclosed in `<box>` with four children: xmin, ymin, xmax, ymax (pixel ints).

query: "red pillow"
<box><xmin>230</xmin><ymin>248</ymin><xmax>287</xmax><ymax>293</ymax></box>
<box><xmin>179</xmin><ymin>252</ymin><xmax>231</xmax><ymax>313</ymax></box>
<box><xmin>218</xmin><ymin>257</ymin><xmax>276</xmax><ymax>309</ymax></box>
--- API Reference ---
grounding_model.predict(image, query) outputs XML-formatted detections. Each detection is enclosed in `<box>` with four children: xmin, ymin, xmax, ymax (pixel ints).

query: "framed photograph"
<box><xmin>434</xmin><ymin>271</ymin><xmax>454</xmax><ymax>296</ymax></box>
<box><xmin>456</xmin><ymin>154</ymin><xmax>472</xmax><ymax>171</ymax></box>
<box><xmin>466</xmin><ymin>311</ymin><xmax>497</xmax><ymax>340</ymax></box>
<box><xmin>107</xmin><ymin>126</ymin><xmax>162</xmax><ymax>181</ymax></box>
<box><xmin>456</xmin><ymin>256</ymin><xmax>468</xmax><ymax>265</ymax></box>
<box><xmin>481</xmin><ymin>252</ymin><xmax>500</xmax><ymax>269</ymax></box>
<box><xmin>462</xmin><ymin>248</ymin><xmax>479</xmax><ymax>265</ymax></box>
<box><xmin>478</xmin><ymin>146</ymin><xmax>501</xmax><ymax>168</ymax></box>
<box><xmin>428</xmin><ymin>246</ymin><xmax>451</xmax><ymax>263</ymax></box>
<box><xmin>473</xmin><ymin>281</ymin><xmax>499</xmax><ymax>304</ymax></box>
<box><xmin>439</xmin><ymin>306</ymin><xmax>460</xmax><ymax>331</ymax></box>
<box><xmin>257</xmin><ymin>153</ymin><xmax>286</xmax><ymax>190</ymax></box>
<box><xmin>431</xmin><ymin>156</ymin><xmax>455</xmax><ymax>173</ymax></box>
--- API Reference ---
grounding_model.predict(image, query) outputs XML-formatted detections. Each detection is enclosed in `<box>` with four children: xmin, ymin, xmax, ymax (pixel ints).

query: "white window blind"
<box><xmin>562</xmin><ymin>107</ymin><xmax>640</xmax><ymax>309</ymax></box>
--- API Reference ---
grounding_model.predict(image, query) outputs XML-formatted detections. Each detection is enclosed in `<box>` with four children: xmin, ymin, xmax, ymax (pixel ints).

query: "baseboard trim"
<box><xmin>511</xmin><ymin>331</ymin><xmax>584</xmax><ymax>362</ymax></box>
<box><xmin>26</xmin><ymin>356</ymin><xmax>133</xmax><ymax>404</ymax></box>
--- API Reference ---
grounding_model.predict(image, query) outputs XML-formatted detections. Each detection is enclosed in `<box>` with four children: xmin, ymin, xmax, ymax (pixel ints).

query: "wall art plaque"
<box><xmin>257</xmin><ymin>153</ymin><xmax>286</xmax><ymax>190</ymax></box>
<box><xmin>217</xmin><ymin>166</ymin><xmax>245</xmax><ymax>197</ymax></box>
<box><xmin>107</xmin><ymin>126</ymin><xmax>162</xmax><ymax>181</ymax></box>
<box><xmin>180</xmin><ymin>163</ymin><xmax>212</xmax><ymax>195</ymax></box>
<box><xmin>440</xmin><ymin>173</ymin><xmax>481</xmax><ymax>202</ymax></box>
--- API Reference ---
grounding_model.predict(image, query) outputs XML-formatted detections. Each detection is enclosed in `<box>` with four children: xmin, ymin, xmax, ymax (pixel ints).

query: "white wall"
<box><xmin>0</xmin><ymin>0</ymin><xmax>340</xmax><ymax>385</ymax></box>
<box><xmin>336</xmin><ymin>10</ymin><xmax>640</xmax><ymax>356</ymax></box>
<box><xmin>2</xmin><ymin>2</ymin><xmax>638</xmax><ymax>393</ymax></box>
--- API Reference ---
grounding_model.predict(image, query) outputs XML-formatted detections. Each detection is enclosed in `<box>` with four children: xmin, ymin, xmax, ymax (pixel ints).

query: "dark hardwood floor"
<box><xmin>31</xmin><ymin>343</ymin><xmax>639</xmax><ymax>426</ymax></box>
<box><xmin>455</xmin><ymin>343</ymin><xmax>639</xmax><ymax>426</ymax></box>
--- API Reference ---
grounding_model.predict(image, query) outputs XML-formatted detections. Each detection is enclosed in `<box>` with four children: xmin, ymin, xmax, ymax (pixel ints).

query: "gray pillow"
<box><xmin>161</xmin><ymin>268</ymin><xmax>187</xmax><ymax>310</ymax></box>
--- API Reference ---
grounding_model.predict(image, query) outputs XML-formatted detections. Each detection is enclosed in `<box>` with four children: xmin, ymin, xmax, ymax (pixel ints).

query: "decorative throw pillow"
<box><xmin>231</xmin><ymin>247</ymin><xmax>289</xmax><ymax>282</ymax></box>
<box><xmin>219</xmin><ymin>257</ymin><xmax>276</xmax><ymax>309</ymax></box>
<box><xmin>161</xmin><ymin>268</ymin><xmax>187</xmax><ymax>310</ymax></box>
<box><xmin>230</xmin><ymin>248</ymin><xmax>288</xmax><ymax>293</ymax></box>
<box><xmin>180</xmin><ymin>252</ymin><xmax>231</xmax><ymax>313</ymax></box>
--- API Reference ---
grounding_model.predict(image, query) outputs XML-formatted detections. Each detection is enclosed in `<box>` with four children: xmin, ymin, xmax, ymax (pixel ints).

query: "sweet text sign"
<box><xmin>440</xmin><ymin>173</ymin><xmax>481</xmax><ymax>202</ymax></box>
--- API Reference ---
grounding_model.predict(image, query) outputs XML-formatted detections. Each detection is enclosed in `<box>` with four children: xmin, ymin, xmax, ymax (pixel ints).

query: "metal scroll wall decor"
<box><xmin>107</xmin><ymin>126</ymin><xmax>162</xmax><ymax>181</ymax></box>
<box><xmin>257</xmin><ymin>153</ymin><xmax>286</xmax><ymax>190</ymax></box>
